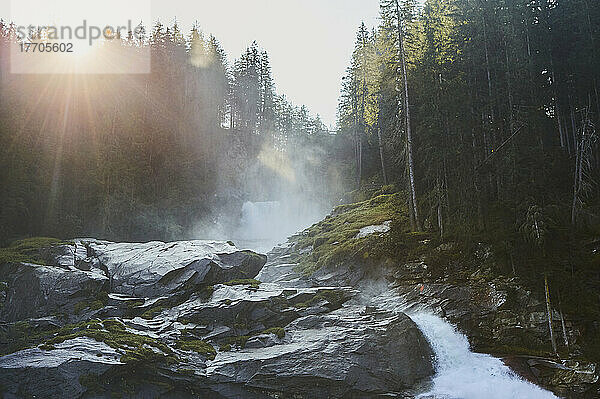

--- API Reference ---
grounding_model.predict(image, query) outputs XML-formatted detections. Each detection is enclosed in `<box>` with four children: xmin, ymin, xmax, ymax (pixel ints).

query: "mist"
<box><xmin>191</xmin><ymin>137</ymin><xmax>343</xmax><ymax>253</ymax></box>
<box><xmin>0</xmin><ymin>23</ymin><xmax>349</xmax><ymax>246</ymax></box>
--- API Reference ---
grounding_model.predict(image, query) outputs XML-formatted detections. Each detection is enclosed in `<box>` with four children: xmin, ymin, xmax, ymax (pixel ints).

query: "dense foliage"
<box><xmin>339</xmin><ymin>1</ymin><xmax>600</xmax><ymax>261</ymax></box>
<box><xmin>338</xmin><ymin>0</ymin><xmax>600</xmax><ymax>345</ymax></box>
<box><xmin>0</xmin><ymin>21</ymin><xmax>344</xmax><ymax>243</ymax></box>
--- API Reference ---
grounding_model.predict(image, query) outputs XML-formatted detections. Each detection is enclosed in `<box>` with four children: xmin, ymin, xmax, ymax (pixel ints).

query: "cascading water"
<box><xmin>234</xmin><ymin>201</ymin><xmax>324</xmax><ymax>253</ymax></box>
<box><xmin>365</xmin><ymin>289</ymin><xmax>558</xmax><ymax>398</ymax></box>
<box><xmin>411</xmin><ymin>312</ymin><xmax>559</xmax><ymax>399</ymax></box>
<box><xmin>232</xmin><ymin>206</ymin><xmax>561</xmax><ymax>398</ymax></box>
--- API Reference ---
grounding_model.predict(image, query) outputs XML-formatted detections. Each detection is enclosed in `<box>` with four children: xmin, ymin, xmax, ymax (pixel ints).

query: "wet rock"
<box><xmin>86</xmin><ymin>240</ymin><xmax>266</xmax><ymax>297</ymax></box>
<box><xmin>355</xmin><ymin>221</ymin><xmax>392</xmax><ymax>239</ymax></box>
<box><xmin>504</xmin><ymin>356</ymin><xmax>600</xmax><ymax>398</ymax></box>
<box><xmin>0</xmin><ymin>262</ymin><xmax>108</xmax><ymax>322</ymax></box>
<box><xmin>244</xmin><ymin>333</ymin><xmax>280</xmax><ymax>349</ymax></box>
<box><xmin>0</xmin><ymin>238</ymin><xmax>435</xmax><ymax>399</ymax></box>
<box><xmin>0</xmin><ymin>337</ymin><xmax>122</xmax><ymax>399</ymax></box>
<box><xmin>208</xmin><ymin>309</ymin><xmax>434</xmax><ymax>398</ymax></box>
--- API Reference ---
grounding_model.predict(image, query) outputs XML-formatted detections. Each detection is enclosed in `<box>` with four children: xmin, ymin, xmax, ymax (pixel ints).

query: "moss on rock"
<box><xmin>0</xmin><ymin>237</ymin><xmax>74</xmax><ymax>265</ymax></box>
<box><xmin>41</xmin><ymin>319</ymin><xmax>175</xmax><ymax>365</ymax></box>
<box><xmin>175</xmin><ymin>339</ymin><xmax>216</xmax><ymax>360</ymax></box>
<box><xmin>262</xmin><ymin>327</ymin><xmax>285</xmax><ymax>339</ymax></box>
<box><xmin>220</xmin><ymin>335</ymin><xmax>250</xmax><ymax>351</ymax></box>
<box><xmin>292</xmin><ymin>193</ymin><xmax>409</xmax><ymax>275</ymax></box>
<box><xmin>223</xmin><ymin>279</ymin><xmax>261</xmax><ymax>289</ymax></box>
<box><xmin>74</xmin><ymin>291</ymin><xmax>109</xmax><ymax>315</ymax></box>
<box><xmin>140</xmin><ymin>306</ymin><xmax>166</xmax><ymax>320</ymax></box>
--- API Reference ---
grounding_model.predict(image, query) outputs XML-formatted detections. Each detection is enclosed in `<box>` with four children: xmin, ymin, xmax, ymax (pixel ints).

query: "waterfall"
<box><xmin>367</xmin><ymin>290</ymin><xmax>558</xmax><ymax>398</ymax></box>
<box><xmin>235</xmin><ymin>201</ymin><xmax>323</xmax><ymax>253</ymax></box>
<box><xmin>411</xmin><ymin>312</ymin><xmax>558</xmax><ymax>399</ymax></box>
<box><xmin>240</xmin><ymin>201</ymin><xmax>283</xmax><ymax>239</ymax></box>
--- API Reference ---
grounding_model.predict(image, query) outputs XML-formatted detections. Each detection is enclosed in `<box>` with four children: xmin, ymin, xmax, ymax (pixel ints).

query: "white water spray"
<box><xmin>411</xmin><ymin>312</ymin><xmax>558</xmax><ymax>399</ymax></box>
<box><xmin>234</xmin><ymin>201</ymin><xmax>324</xmax><ymax>253</ymax></box>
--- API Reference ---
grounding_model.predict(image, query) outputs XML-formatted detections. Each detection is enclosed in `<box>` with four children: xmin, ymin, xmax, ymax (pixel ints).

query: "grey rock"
<box><xmin>0</xmin><ymin>238</ymin><xmax>435</xmax><ymax>399</ymax></box>
<box><xmin>208</xmin><ymin>309</ymin><xmax>433</xmax><ymax>398</ymax></box>
<box><xmin>0</xmin><ymin>262</ymin><xmax>108</xmax><ymax>322</ymax></box>
<box><xmin>86</xmin><ymin>240</ymin><xmax>266</xmax><ymax>296</ymax></box>
<box><xmin>0</xmin><ymin>337</ymin><xmax>121</xmax><ymax>399</ymax></box>
<box><xmin>244</xmin><ymin>333</ymin><xmax>280</xmax><ymax>349</ymax></box>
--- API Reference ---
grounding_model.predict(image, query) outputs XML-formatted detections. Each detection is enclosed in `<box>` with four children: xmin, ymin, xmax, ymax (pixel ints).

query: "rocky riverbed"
<box><xmin>0</xmin><ymin>193</ymin><xmax>598</xmax><ymax>398</ymax></box>
<box><xmin>0</xmin><ymin>239</ymin><xmax>433</xmax><ymax>398</ymax></box>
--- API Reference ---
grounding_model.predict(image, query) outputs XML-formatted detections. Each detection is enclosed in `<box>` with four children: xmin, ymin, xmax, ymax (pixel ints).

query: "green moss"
<box><xmin>262</xmin><ymin>327</ymin><xmax>285</xmax><ymax>339</ymax></box>
<box><xmin>141</xmin><ymin>306</ymin><xmax>165</xmax><ymax>320</ymax></box>
<box><xmin>0</xmin><ymin>237</ymin><xmax>74</xmax><ymax>265</ymax></box>
<box><xmin>223</xmin><ymin>279</ymin><xmax>261</xmax><ymax>289</ymax></box>
<box><xmin>102</xmin><ymin>319</ymin><xmax>126</xmax><ymax>331</ymax></box>
<box><xmin>294</xmin><ymin>290</ymin><xmax>348</xmax><ymax>310</ymax></box>
<box><xmin>37</xmin><ymin>319</ymin><xmax>174</xmax><ymax>366</ymax></box>
<box><xmin>127</xmin><ymin>299</ymin><xmax>145</xmax><ymax>309</ymax></box>
<box><xmin>292</xmin><ymin>193</ymin><xmax>409</xmax><ymax>275</ymax></box>
<box><xmin>120</xmin><ymin>346</ymin><xmax>176</xmax><ymax>365</ymax></box>
<box><xmin>74</xmin><ymin>291</ymin><xmax>109</xmax><ymax>314</ymax></box>
<box><xmin>219</xmin><ymin>344</ymin><xmax>232</xmax><ymax>352</ymax></box>
<box><xmin>220</xmin><ymin>335</ymin><xmax>250</xmax><ymax>350</ymax></box>
<box><xmin>175</xmin><ymin>339</ymin><xmax>216</xmax><ymax>360</ymax></box>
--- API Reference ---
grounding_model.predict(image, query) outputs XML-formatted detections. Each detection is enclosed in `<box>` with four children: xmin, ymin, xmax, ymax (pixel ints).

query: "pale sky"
<box><xmin>153</xmin><ymin>0</ymin><xmax>381</xmax><ymax>128</ymax></box>
<box><xmin>3</xmin><ymin>0</ymin><xmax>382</xmax><ymax>128</ymax></box>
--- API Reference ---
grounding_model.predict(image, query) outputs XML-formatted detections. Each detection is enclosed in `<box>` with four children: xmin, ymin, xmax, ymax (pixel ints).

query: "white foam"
<box><xmin>411</xmin><ymin>312</ymin><xmax>558</xmax><ymax>399</ymax></box>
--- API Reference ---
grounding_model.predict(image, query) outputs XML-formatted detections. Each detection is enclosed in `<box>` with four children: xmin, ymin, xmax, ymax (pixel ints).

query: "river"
<box><xmin>241</xmin><ymin>200</ymin><xmax>559</xmax><ymax>399</ymax></box>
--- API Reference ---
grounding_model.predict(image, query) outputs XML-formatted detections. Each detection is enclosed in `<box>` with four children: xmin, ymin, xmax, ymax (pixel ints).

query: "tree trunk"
<box><xmin>437</xmin><ymin>175</ymin><xmax>444</xmax><ymax>238</ymax></box>
<box><xmin>544</xmin><ymin>275</ymin><xmax>558</xmax><ymax>355</ymax></box>
<box><xmin>572</xmin><ymin>126</ymin><xmax>582</xmax><ymax>226</ymax></box>
<box><xmin>558</xmin><ymin>290</ymin><xmax>569</xmax><ymax>348</ymax></box>
<box><xmin>551</xmin><ymin>67</ymin><xmax>566</xmax><ymax>150</ymax></box>
<box><xmin>395</xmin><ymin>0</ymin><xmax>420</xmax><ymax>230</ymax></box>
<box><xmin>377</xmin><ymin>124</ymin><xmax>388</xmax><ymax>185</ymax></box>
<box><xmin>482</xmin><ymin>14</ymin><xmax>494</xmax><ymax>122</ymax></box>
<box><xmin>358</xmin><ymin>134</ymin><xmax>363</xmax><ymax>187</ymax></box>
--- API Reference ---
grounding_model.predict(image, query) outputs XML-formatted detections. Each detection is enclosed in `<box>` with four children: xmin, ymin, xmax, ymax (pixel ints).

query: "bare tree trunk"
<box><xmin>558</xmin><ymin>290</ymin><xmax>569</xmax><ymax>349</ymax></box>
<box><xmin>482</xmin><ymin>14</ymin><xmax>494</xmax><ymax>123</ymax></box>
<box><xmin>377</xmin><ymin>125</ymin><xmax>388</xmax><ymax>185</ymax></box>
<box><xmin>352</xmin><ymin>85</ymin><xmax>362</xmax><ymax>189</ymax></box>
<box><xmin>545</xmin><ymin>275</ymin><xmax>558</xmax><ymax>355</ymax></box>
<box><xmin>572</xmin><ymin>128</ymin><xmax>582</xmax><ymax>226</ymax></box>
<box><xmin>395</xmin><ymin>0</ymin><xmax>420</xmax><ymax>230</ymax></box>
<box><xmin>594</xmin><ymin>80</ymin><xmax>600</xmax><ymax>121</ymax></box>
<box><xmin>570</xmin><ymin>97</ymin><xmax>577</xmax><ymax>153</ymax></box>
<box><xmin>551</xmin><ymin>68</ymin><xmax>566</xmax><ymax>149</ymax></box>
<box><xmin>437</xmin><ymin>175</ymin><xmax>444</xmax><ymax>238</ymax></box>
<box><xmin>481</xmin><ymin>11</ymin><xmax>500</xmax><ymax>200</ymax></box>
<box><xmin>358</xmin><ymin>135</ymin><xmax>363</xmax><ymax>187</ymax></box>
<box><xmin>582</xmin><ymin>0</ymin><xmax>600</xmax><ymax>119</ymax></box>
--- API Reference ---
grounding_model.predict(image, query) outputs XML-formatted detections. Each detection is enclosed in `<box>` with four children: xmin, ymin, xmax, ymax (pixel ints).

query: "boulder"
<box><xmin>0</xmin><ymin>262</ymin><xmax>108</xmax><ymax>322</ymax></box>
<box><xmin>0</xmin><ymin>239</ymin><xmax>436</xmax><ymax>399</ymax></box>
<box><xmin>208</xmin><ymin>308</ymin><xmax>434</xmax><ymax>398</ymax></box>
<box><xmin>0</xmin><ymin>337</ymin><xmax>121</xmax><ymax>399</ymax></box>
<box><xmin>86</xmin><ymin>240</ymin><xmax>266</xmax><ymax>296</ymax></box>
